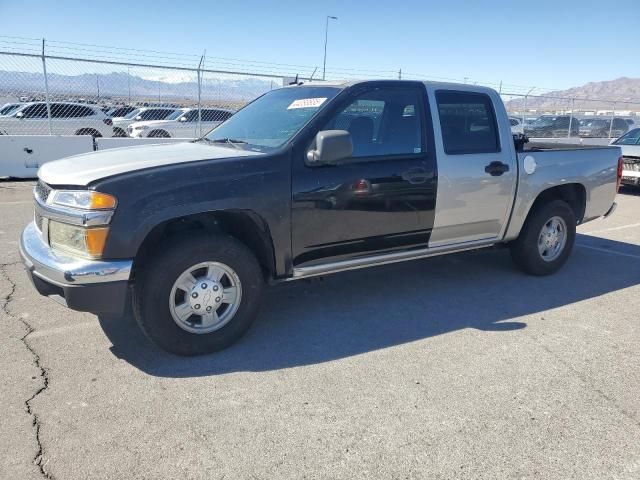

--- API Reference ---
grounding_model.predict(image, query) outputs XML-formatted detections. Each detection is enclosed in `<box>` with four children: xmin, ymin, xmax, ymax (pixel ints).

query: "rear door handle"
<box><xmin>484</xmin><ymin>161</ymin><xmax>510</xmax><ymax>176</ymax></box>
<box><xmin>402</xmin><ymin>167</ymin><xmax>432</xmax><ymax>184</ymax></box>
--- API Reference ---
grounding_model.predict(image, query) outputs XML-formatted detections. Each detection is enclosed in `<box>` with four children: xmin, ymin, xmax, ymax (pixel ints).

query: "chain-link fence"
<box><xmin>0</xmin><ymin>40</ymin><xmax>290</xmax><ymax>137</ymax></box>
<box><xmin>500</xmin><ymin>92</ymin><xmax>640</xmax><ymax>139</ymax></box>
<box><xmin>2</xmin><ymin>37</ymin><xmax>640</xmax><ymax>139</ymax></box>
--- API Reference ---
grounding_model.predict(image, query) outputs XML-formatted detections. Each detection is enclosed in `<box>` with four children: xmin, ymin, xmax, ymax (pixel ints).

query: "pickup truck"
<box><xmin>20</xmin><ymin>80</ymin><xmax>622</xmax><ymax>356</ymax></box>
<box><xmin>611</xmin><ymin>127</ymin><xmax>640</xmax><ymax>187</ymax></box>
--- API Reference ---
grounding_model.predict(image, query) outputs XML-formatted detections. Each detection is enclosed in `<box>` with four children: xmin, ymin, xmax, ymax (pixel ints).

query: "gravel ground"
<box><xmin>1</xmin><ymin>180</ymin><xmax>639</xmax><ymax>479</ymax></box>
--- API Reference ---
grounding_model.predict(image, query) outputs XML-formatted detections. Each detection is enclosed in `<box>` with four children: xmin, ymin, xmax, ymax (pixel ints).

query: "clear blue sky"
<box><xmin>1</xmin><ymin>0</ymin><xmax>638</xmax><ymax>91</ymax></box>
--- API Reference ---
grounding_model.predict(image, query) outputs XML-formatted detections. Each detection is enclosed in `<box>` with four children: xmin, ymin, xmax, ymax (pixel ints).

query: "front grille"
<box><xmin>35</xmin><ymin>180</ymin><xmax>52</xmax><ymax>203</ymax></box>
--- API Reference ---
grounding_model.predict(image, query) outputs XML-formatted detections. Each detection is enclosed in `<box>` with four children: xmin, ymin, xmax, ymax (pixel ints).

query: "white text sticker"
<box><xmin>287</xmin><ymin>97</ymin><xmax>327</xmax><ymax>109</ymax></box>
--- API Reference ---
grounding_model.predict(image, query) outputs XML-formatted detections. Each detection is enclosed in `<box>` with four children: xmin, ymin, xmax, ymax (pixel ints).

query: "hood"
<box><xmin>38</xmin><ymin>141</ymin><xmax>263</xmax><ymax>186</ymax></box>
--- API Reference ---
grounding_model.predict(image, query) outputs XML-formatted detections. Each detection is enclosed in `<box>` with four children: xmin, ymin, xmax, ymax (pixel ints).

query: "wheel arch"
<box><xmin>527</xmin><ymin>183</ymin><xmax>586</xmax><ymax>224</ymax></box>
<box><xmin>132</xmin><ymin>209</ymin><xmax>276</xmax><ymax>281</ymax></box>
<box><xmin>148</xmin><ymin>129</ymin><xmax>171</xmax><ymax>138</ymax></box>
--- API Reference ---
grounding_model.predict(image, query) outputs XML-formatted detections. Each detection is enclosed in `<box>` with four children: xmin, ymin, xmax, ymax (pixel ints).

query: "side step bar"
<box><xmin>290</xmin><ymin>239</ymin><xmax>496</xmax><ymax>280</ymax></box>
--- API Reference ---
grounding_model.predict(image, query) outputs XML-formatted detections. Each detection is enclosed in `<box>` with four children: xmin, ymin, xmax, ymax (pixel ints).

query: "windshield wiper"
<box><xmin>202</xmin><ymin>137</ymin><xmax>247</xmax><ymax>150</ymax></box>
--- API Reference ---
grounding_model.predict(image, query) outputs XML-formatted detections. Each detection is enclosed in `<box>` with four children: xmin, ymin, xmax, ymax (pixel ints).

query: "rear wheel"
<box><xmin>75</xmin><ymin>128</ymin><xmax>102</xmax><ymax>138</ymax></box>
<box><xmin>510</xmin><ymin>200</ymin><xmax>576</xmax><ymax>276</ymax></box>
<box><xmin>133</xmin><ymin>233</ymin><xmax>264</xmax><ymax>355</ymax></box>
<box><xmin>148</xmin><ymin>129</ymin><xmax>170</xmax><ymax>138</ymax></box>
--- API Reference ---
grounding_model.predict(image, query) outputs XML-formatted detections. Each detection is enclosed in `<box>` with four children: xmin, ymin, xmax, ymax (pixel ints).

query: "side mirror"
<box><xmin>306</xmin><ymin>130</ymin><xmax>353</xmax><ymax>166</ymax></box>
<box><xmin>135</xmin><ymin>115</ymin><xmax>142</xmax><ymax>121</ymax></box>
<box><xmin>15</xmin><ymin>111</ymin><xmax>24</xmax><ymax>119</ymax></box>
<box><xmin>179</xmin><ymin>116</ymin><xmax>188</xmax><ymax>122</ymax></box>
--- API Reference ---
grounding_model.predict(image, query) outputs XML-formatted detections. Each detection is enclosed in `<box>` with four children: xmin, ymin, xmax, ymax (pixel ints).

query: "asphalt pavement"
<box><xmin>1</xmin><ymin>180</ymin><xmax>639</xmax><ymax>479</ymax></box>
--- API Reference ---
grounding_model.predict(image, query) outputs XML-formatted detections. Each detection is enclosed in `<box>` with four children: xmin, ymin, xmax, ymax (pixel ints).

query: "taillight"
<box><xmin>616</xmin><ymin>156</ymin><xmax>623</xmax><ymax>192</ymax></box>
<box><xmin>103</xmin><ymin>118</ymin><xmax>113</xmax><ymax>126</ymax></box>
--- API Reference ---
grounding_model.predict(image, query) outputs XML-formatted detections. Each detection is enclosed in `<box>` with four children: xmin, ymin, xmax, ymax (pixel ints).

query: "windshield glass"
<box><xmin>166</xmin><ymin>109</ymin><xmax>188</xmax><ymax>120</ymax></box>
<box><xmin>613</xmin><ymin>128</ymin><xmax>640</xmax><ymax>145</ymax></box>
<box><xmin>0</xmin><ymin>103</ymin><xmax>21</xmax><ymax>115</ymax></box>
<box><xmin>110</xmin><ymin>106</ymin><xmax>134</xmax><ymax>117</ymax></box>
<box><xmin>124</xmin><ymin>108</ymin><xmax>142</xmax><ymax>119</ymax></box>
<box><xmin>531</xmin><ymin>117</ymin><xmax>554</xmax><ymax>127</ymax></box>
<box><xmin>205</xmin><ymin>86</ymin><xmax>341</xmax><ymax>151</ymax></box>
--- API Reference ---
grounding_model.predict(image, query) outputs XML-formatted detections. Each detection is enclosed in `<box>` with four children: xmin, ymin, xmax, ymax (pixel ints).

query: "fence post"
<box><xmin>567</xmin><ymin>98</ymin><xmax>574</xmax><ymax>138</ymax></box>
<box><xmin>41</xmin><ymin>39</ymin><xmax>53</xmax><ymax>135</ymax></box>
<box><xmin>398</xmin><ymin>69</ymin><xmax>402</xmax><ymax>80</ymax></box>
<box><xmin>522</xmin><ymin>87</ymin><xmax>535</xmax><ymax>133</ymax></box>
<box><xmin>197</xmin><ymin>52</ymin><xmax>205</xmax><ymax>138</ymax></box>
<box><xmin>609</xmin><ymin>102</ymin><xmax>616</xmax><ymax>139</ymax></box>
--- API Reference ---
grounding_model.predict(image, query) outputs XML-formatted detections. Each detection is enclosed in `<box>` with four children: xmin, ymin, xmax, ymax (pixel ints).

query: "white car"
<box><xmin>0</xmin><ymin>102</ymin><xmax>23</xmax><ymax>116</ymax></box>
<box><xmin>611</xmin><ymin>127</ymin><xmax>640</xmax><ymax>188</ymax></box>
<box><xmin>0</xmin><ymin>102</ymin><xmax>113</xmax><ymax>137</ymax></box>
<box><xmin>509</xmin><ymin>117</ymin><xmax>524</xmax><ymax>135</ymax></box>
<box><xmin>127</xmin><ymin>107</ymin><xmax>234</xmax><ymax>138</ymax></box>
<box><xmin>111</xmin><ymin>107</ymin><xmax>182</xmax><ymax>137</ymax></box>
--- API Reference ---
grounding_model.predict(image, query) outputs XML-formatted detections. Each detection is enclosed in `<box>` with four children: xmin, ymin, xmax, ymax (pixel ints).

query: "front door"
<box><xmin>291</xmin><ymin>83</ymin><xmax>437</xmax><ymax>267</ymax></box>
<box><xmin>427</xmin><ymin>89</ymin><xmax>517</xmax><ymax>247</ymax></box>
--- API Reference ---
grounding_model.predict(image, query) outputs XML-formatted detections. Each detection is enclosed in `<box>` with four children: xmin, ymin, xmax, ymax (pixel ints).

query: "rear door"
<box><xmin>427</xmin><ymin>89</ymin><xmax>517</xmax><ymax>247</ymax></box>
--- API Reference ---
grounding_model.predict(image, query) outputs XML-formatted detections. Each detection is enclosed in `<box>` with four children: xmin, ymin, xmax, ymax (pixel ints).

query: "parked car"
<box><xmin>106</xmin><ymin>105</ymin><xmax>136</xmax><ymax>118</ymax></box>
<box><xmin>525</xmin><ymin>115</ymin><xmax>581</xmax><ymax>137</ymax></box>
<box><xmin>508</xmin><ymin>116</ymin><xmax>524</xmax><ymax>135</ymax></box>
<box><xmin>21</xmin><ymin>80</ymin><xmax>621</xmax><ymax>355</ymax></box>
<box><xmin>111</xmin><ymin>107</ymin><xmax>181</xmax><ymax>137</ymax></box>
<box><xmin>611</xmin><ymin>127</ymin><xmax>640</xmax><ymax>187</ymax></box>
<box><xmin>0</xmin><ymin>102</ymin><xmax>23</xmax><ymax>116</ymax></box>
<box><xmin>579</xmin><ymin>117</ymin><xmax>629</xmax><ymax>138</ymax></box>
<box><xmin>0</xmin><ymin>102</ymin><xmax>112</xmax><ymax>137</ymax></box>
<box><xmin>127</xmin><ymin>107</ymin><xmax>234</xmax><ymax>138</ymax></box>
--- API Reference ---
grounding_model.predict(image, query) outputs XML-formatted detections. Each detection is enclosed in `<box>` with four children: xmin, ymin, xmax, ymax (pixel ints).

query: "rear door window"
<box><xmin>436</xmin><ymin>91</ymin><xmax>499</xmax><ymax>154</ymax></box>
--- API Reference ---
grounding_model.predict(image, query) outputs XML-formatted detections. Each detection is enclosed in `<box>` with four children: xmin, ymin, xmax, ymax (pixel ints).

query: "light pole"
<box><xmin>322</xmin><ymin>15</ymin><xmax>338</xmax><ymax>81</ymax></box>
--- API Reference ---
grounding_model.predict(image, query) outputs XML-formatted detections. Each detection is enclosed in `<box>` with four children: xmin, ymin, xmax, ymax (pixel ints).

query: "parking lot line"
<box><xmin>577</xmin><ymin>243</ymin><xmax>640</xmax><ymax>260</ymax></box>
<box><xmin>582</xmin><ymin>222</ymin><xmax>640</xmax><ymax>234</ymax></box>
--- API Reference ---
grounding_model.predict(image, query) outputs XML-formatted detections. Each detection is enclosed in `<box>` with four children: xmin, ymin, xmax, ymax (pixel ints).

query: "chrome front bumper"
<box><xmin>20</xmin><ymin>221</ymin><xmax>133</xmax><ymax>313</ymax></box>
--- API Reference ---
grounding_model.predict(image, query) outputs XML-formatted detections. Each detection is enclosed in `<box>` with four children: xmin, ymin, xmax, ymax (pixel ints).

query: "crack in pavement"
<box><xmin>527</xmin><ymin>329</ymin><xmax>640</xmax><ymax>429</ymax></box>
<box><xmin>1</xmin><ymin>262</ymin><xmax>56</xmax><ymax>480</ymax></box>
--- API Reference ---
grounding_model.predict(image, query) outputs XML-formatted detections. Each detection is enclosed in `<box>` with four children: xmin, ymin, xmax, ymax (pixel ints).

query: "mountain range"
<box><xmin>505</xmin><ymin>77</ymin><xmax>640</xmax><ymax>111</ymax></box>
<box><xmin>0</xmin><ymin>70</ymin><xmax>278</xmax><ymax>103</ymax></box>
<box><xmin>2</xmin><ymin>69</ymin><xmax>640</xmax><ymax>111</ymax></box>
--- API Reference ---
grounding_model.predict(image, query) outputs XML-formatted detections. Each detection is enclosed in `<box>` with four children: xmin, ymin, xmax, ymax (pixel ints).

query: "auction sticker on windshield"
<box><xmin>287</xmin><ymin>98</ymin><xmax>327</xmax><ymax>109</ymax></box>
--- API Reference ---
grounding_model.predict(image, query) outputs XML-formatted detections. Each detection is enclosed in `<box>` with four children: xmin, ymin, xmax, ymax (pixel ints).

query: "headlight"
<box><xmin>49</xmin><ymin>221</ymin><xmax>109</xmax><ymax>259</ymax></box>
<box><xmin>52</xmin><ymin>191</ymin><xmax>117</xmax><ymax>210</ymax></box>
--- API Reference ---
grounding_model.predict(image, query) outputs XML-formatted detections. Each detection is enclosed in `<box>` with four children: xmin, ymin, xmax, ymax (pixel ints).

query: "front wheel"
<box><xmin>133</xmin><ymin>233</ymin><xmax>264</xmax><ymax>355</ymax></box>
<box><xmin>510</xmin><ymin>200</ymin><xmax>576</xmax><ymax>276</ymax></box>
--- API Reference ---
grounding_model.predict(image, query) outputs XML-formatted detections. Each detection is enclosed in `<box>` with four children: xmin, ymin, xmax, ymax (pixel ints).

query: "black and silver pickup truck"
<box><xmin>20</xmin><ymin>80</ymin><xmax>622</xmax><ymax>355</ymax></box>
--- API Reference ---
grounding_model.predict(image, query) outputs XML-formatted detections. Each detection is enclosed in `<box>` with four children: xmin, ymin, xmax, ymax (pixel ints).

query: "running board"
<box><xmin>290</xmin><ymin>240</ymin><xmax>496</xmax><ymax>280</ymax></box>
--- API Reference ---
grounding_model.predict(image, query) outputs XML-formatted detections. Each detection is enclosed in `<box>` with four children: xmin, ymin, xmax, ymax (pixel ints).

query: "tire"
<box><xmin>133</xmin><ymin>233</ymin><xmax>264</xmax><ymax>356</ymax></box>
<box><xmin>76</xmin><ymin>128</ymin><xmax>102</xmax><ymax>138</ymax></box>
<box><xmin>510</xmin><ymin>200</ymin><xmax>576</xmax><ymax>276</ymax></box>
<box><xmin>148</xmin><ymin>129</ymin><xmax>170</xmax><ymax>138</ymax></box>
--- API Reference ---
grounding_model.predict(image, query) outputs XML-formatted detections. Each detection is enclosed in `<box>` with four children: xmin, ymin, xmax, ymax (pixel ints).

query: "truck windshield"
<box><xmin>204</xmin><ymin>86</ymin><xmax>341</xmax><ymax>151</ymax></box>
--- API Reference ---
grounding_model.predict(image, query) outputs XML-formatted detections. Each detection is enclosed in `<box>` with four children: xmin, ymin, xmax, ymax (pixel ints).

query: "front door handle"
<box><xmin>402</xmin><ymin>167</ymin><xmax>432</xmax><ymax>184</ymax></box>
<box><xmin>484</xmin><ymin>161</ymin><xmax>510</xmax><ymax>176</ymax></box>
